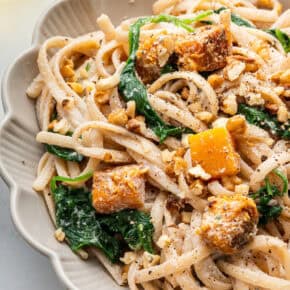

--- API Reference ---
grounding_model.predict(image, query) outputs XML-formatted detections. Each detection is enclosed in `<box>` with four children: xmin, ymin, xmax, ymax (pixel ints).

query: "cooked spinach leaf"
<box><xmin>99</xmin><ymin>209</ymin><xmax>154</xmax><ymax>253</ymax></box>
<box><xmin>238</xmin><ymin>104</ymin><xmax>290</xmax><ymax>140</ymax></box>
<box><xmin>45</xmin><ymin>144</ymin><xmax>84</xmax><ymax>162</ymax></box>
<box><xmin>266</xmin><ymin>28</ymin><xmax>290</xmax><ymax>53</ymax></box>
<box><xmin>53</xmin><ymin>184</ymin><xmax>121</xmax><ymax>262</ymax></box>
<box><xmin>119</xmin><ymin>12</ymin><xmax>212</xmax><ymax>142</ymax></box>
<box><xmin>51</xmin><ymin>174</ymin><xmax>154</xmax><ymax>262</ymax></box>
<box><xmin>250</xmin><ymin>169</ymin><xmax>288</xmax><ymax>225</ymax></box>
<box><xmin>214</xmin><ymin>7</ymin><xmax>254</xmax><ymax>28</ymax></box>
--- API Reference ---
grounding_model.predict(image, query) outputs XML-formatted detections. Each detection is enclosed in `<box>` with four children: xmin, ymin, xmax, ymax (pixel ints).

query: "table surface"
<box><xmin>0</xmin><ymin>0</ymin><xmax>64</xmax><ymax>289</ymax></box>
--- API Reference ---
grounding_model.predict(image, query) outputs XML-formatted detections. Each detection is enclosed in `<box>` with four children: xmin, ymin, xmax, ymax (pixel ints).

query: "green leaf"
<box><xmin>53</xmin><ymin>185</ymin><xmax>121</xmax><ymax>262</ymax></box>
<box><xmin>98</xmin><ymin>209</ymin><xmax>154</xmax><ymax>253</ymax></box>
<box><xmin>119</xmin><ymin>13</ymin><xmax>213</xmax><ymax>142</ymax></box>
<box><xmin>266</xmin><ymin>29</ymin><xmax>290</xmax><ymax>53</ymax></box>
<box><xmin>50</xmin><ymin>171</ymin><xmax>93</xmax><ymax>192</ymax></box>
<box><xmin>238</xmin><ymin>104</ymin><xmax>290</xmax><ymax>140</ymax></box>
<box><xmin>45</xmin><ymin>144</ymin><xmax>85</xmax><ymax>163</ymax></box>
<box><xmin>51</xmin><ymin>175</ymin><xmax>155</xmax><ymax>262</ymax></box>
<box><xmin>273</xmin><ymin>169</ymin><xmax>289</xmax><ymax>194</ymax></box>
<box><xmin>250</xmin><ymin>169</ymin><xmax>288</xmax><ymax>225</ymax></box>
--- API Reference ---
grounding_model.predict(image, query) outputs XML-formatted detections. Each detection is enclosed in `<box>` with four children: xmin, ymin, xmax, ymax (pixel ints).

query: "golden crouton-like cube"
<box><xmin>188</xmin><ymin>127</ymin><xmax>240</xmax><ymax>178</ymax></box>
<box><xmin>199</xmin><ymin>195</ymin><xmax>258</xmax><ymax>254</ymax></box>
<box><xmin>92</xmin><ymin>165</ymin><xmax>148</xmax><ymax>214</ymax></box>
<box><xmin>175</xmin><ymin>25</ymin><xmax>231</xmax><ymax>72</ymax></box>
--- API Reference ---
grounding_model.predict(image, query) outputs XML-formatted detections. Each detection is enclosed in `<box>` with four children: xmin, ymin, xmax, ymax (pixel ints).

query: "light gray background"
<box><xmin>0</xmin><ymin>0</ymin><xmax>64</xmax><ymax>289</ymax></box>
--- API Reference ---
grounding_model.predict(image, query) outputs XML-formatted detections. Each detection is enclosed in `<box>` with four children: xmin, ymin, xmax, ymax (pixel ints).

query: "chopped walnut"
<box><xmin>279</xmin><ymin>70</ymin><xmax>290</xmax><ymax>85</ymax></box>
<box><xmin>188</xmin><ymin>102</ymin><xmax>203</xmax><ymax>114</ymax></box>
<box><xmin>126</xmin><ymin>118</ymin><xmax>142</xmax><ymax>133</ymax></box>
<box><xmin>108</xmin><ymin>108</ymin><xmax>128</xmax><ymax>126</ymax></box>
<box><xmin>94</xmin><ymin>90</ymin><xmax>110</xmax><ymax>104</ymax></box>
<box><xmin>225</xmin><ymin>61</ymin><xmax>246</xmax><ymax>81</ymax></box>
<box><xmin>142</xmin><ymin>252</ymin><xmax>160</xmax><ymax>268</ymax></box>
<box><xmin>226</xmin><ymin>115</ymin><xmax>247</xmax><ymax>136</ymax></box>
<box><xmin>48</xmin><ymin>118</ymin><xmax>71</xmax><ymax>135</ymax></box>
<box><xmin>221</xmin><ymin>175</ymin><xmax>242</xmax><ymax>191</ymax></box>
<box><xmin>189</xmin><ymin>179</ymin><xmax>205</xmax><ymax>196</ymax></box>
<box><xmin>68</xmin><ymin>82</ymin><xmax>84</xmax><ymax>95</ymax></box>
<box><xmin>120</xmin><ymin>251</ymin><xmax>137</xmax><ymax>265</ymax></box>
<box><xmin>195</xmin><ymin>111</ymin><xmax>214</xmax><ymax>123</ymax></box>
<box><xmin>55</xmin><ymin>228</ymin><xmax>65</xmax><ymax>242</ymax></box>
<box><xmin>208</xmin><ymin>74</ymin><xmax>224</xmax><ymax>89</ymax></box>
<box><xmin>251</xmin><ymin>40</ymin><xmax>269</xmax><ymax>60</ymax></box>
<box><xmin>222</xmin><ymin>94</ymin><xmax>238</xmax><ymax>115</ymax></box>
<box><xmin>181</xmin><ymin>87</ymin><xmax>190</xmax><ymax>100</ymax></box>
<box><xmin>235</xmin><ymin>183</ymin><xmax>250</xmax><ymax>195</ymax></box>
<box><xmin>126</xmin><ymin>100</ymin><xmax>136</xmax><ymax>118</ymax></box>
<box><xmin>271</xmin><ymin>70</ymin><xmax>290</xmax><ymax>86</ymax></box>
<box><xmin>165</xmin><ymin>156</ymin><xmax>187</xmax><ymax>177</ymax></box>
<box><xmin>181</xmin><ymin>134</ymin><xmax>191</xmax><ymax>147</ymax></box>
<box><xmin>188</xmin><ymin>165</ymin><xmax>211</xmax><ymax>181</ymax></box>
<box><xmin>161</xmin><ymin>149</ymin><xmax>176</xmax><ymax>163</ymax></box>
<box><xmin>60</xmin><ymin>58</ymin><xmax>75</xmax><ymax>78</ymax></box>
<box><xmin>245</xmin><ymin>92</ymin><xmax>264</xmax><ymax>106</ymax></box>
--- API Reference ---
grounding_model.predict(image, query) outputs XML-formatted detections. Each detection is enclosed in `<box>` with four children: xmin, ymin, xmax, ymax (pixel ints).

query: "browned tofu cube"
<box><xmin>175</xmin><ymin>25</ymin><xmax>231</xmax><ymax>72</ymax></box>
<box><xmin>92</xmin><ymin>165</ymin><xmax>148</xmax><ymax>214</ymax></box>
<box><xmin>199</xmin><ymin>194</ymin><xmax>258</xmax><ymax>254</ymax></box>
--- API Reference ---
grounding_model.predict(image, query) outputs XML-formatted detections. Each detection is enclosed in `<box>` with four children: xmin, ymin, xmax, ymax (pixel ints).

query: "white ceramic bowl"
<box><xmin>0</xmin><ymin>0</ymin><xmax>289</xmax><ymax>289</ymax></box>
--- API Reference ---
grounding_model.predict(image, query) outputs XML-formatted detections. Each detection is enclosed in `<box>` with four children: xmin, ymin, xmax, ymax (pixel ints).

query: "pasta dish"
<box><xmin>27</xmin><ymin>0</ymin><xmax>290</xmax><ymax>289</ymax></box>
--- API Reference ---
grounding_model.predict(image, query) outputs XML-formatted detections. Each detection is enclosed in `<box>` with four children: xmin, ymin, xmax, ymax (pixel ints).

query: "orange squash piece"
<box><xmin>92</xmin><ymin>165</ymin><xmax>148</xmax><ymax>214</ymax></box>
<box><xmin>188</xmin><ymin>127</ymin><xmax>240</xmax><ymax>178</ymax></box>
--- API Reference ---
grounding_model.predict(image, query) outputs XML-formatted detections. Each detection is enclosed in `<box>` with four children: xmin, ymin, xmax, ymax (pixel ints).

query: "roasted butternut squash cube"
<box><xmin>188</xmin><ymin>127</ymin><xmax>240</xmax><ymax>178</ymax></box>
<box><xmin>92</xmin><ymin>165</ymin><xmax>148</xmax><ymax>214</ymax></box>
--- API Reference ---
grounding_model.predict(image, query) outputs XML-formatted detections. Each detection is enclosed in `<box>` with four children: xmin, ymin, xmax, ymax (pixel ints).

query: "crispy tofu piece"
<box><xmin>188</xmin><ymin>127</ymin><xmax>240</xmax><ymax>178</ymax></box>
<box><xmin>136</xmin><ymin>32</ymin><xmax>175</xmax><ymax>84</ymax></box>
<box><xmin>92</xmin><ymin>165</ymin><xmax>148</xmax><ymax>214</ymax></box>
<box><xmin>199</xmin><ymin>195</ymin><xmax>258</xmax><ymax>254</ymax></box>
<box><xmin>175</xmin><ymin>25</ymin><xmax>231</xmax><ymax>72</ymax></box>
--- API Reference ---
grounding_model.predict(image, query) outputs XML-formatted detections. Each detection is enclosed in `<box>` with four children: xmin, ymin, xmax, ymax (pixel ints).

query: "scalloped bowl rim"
<box><xmin>0</xmin><ymin>9</ymin><xmax>78</xmax><ymax>290</ymax></box>
<box><xmin>0</xmin><ymin>1</ymin><xmax>100</xmax><ymax>289</ymax></box>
